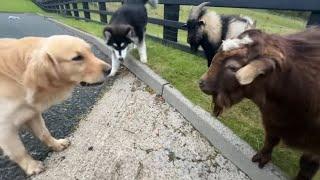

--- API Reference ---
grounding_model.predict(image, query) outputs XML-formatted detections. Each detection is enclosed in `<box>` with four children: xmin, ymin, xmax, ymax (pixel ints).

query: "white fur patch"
<box><xmin>25</xmin><ymin>88</ymin><xmax>35</xmax><ymax>104</ymax></box>
<box><xmin>109</xmin><ymin>54</ymin><xmax>121</xmax><ymax>77</ymax></box>
<box><xmin>226</xmin><ymin>20</ymin><xmax>252</xmax><ymax>39</ymax></box>
<box><xmin>138</xmin><ymin>39</ymin><xmax>147</xmax><ymax>63</ymax></box>
<box><xmin>202</xmin><ymin>12</ymin><xmax>222</xmax><ymax>43</ymax></box>
<box><xmin>113</xmin><ymin>47</ymin><xmax>128</xmax><ymax>60</ymax></box>
<box><xmin>222</xmin><ymin>35</ymin><xmax>253</xmax><ymax>51</ymax></box>
<box><xmin>241</xmin><ymin>16</ymin><xmax>255</xmax><ymax>26</ymax></box>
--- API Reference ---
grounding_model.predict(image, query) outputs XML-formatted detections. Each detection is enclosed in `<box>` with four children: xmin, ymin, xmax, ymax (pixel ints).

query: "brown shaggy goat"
<box><xmin>199</xmin><ymin>27</ymin><xmax>320</xmax><ymax>180</ymax></box>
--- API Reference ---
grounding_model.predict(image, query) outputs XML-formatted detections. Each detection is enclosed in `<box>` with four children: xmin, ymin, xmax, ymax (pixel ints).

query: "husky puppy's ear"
<box><xmin>126</xmin><ymin>26</ymin><xmax>139</xmax><ymax>44</ymax></box>
<box><xmin>103</xmin><ymin>26</ymin><xmax>113</xmax><ymax>41</ymax></box>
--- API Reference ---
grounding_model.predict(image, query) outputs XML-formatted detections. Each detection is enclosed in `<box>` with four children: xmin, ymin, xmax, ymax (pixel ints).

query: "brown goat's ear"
<box><xmin>235</xmin><ymin>58</ymin><xmax>275</xmax><ymax>85</ymax></box>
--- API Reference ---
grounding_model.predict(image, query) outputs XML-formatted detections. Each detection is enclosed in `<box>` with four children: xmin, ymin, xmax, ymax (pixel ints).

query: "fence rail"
<box><xmin>34</xmin><ymin>0</ymin><xmax>320</xmax><ymax>54</ymax></box>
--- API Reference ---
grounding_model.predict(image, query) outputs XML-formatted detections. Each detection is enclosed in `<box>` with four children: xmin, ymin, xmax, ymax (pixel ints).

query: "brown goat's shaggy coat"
<box><xmin>199</xmin><ymin>27</ymin><xmax>320</xmax><ymax>180</ymax></box>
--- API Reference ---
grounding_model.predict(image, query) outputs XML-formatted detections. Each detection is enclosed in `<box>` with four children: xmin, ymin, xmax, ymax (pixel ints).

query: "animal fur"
<box><xmin>103</xmin><ymin>0</ymin><xmax>158</xmax><ymax>76</ymax></box>
<box><xmin>199</xmin><ymin>27</ymin><xmax>320</xmax><ymax>179</ymax></box>
<box><xmin>0</xmin><ymin>35</ymin><xmax>110</xmax><ymax>176</ymax></box>
<box><xmin>185</xmin><ymin>2</ymin><xmax>255</xmax><ymax>67</ymax></box>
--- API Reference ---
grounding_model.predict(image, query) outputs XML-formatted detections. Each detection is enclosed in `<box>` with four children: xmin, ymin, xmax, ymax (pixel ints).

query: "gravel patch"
<box><xmin>33</xmin><ymin>73</ymin><xmax>249</xmax><ymax>180</ymax></box>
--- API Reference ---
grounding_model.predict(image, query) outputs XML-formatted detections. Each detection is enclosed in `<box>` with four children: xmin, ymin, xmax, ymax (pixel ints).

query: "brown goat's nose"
<box><xmin>199</xmin><ymin>79</ymin><xmax>216</xmax><ymax>95</ymax></box>
<box><xmin>199</xmin><ymin>79</ymin><xmax>205</xmax><ymax>88</ymax></box>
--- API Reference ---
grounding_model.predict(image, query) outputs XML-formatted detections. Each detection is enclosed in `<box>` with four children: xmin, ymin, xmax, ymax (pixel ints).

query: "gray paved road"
<box><xmin>0</xmin><ymin>13</ymin><xmax>113</xmax><ymax>180</ymax></box>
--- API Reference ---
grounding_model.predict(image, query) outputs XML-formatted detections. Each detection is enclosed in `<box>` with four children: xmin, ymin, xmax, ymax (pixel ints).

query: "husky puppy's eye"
<box><xmin>72</xmin><ymin>55</ymin><xmax>83</xmax><ymax>61</ymax></box>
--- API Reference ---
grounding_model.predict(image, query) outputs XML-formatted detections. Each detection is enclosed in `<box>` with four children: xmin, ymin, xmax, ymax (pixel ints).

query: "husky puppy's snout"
<box><xmin>111</xmin><ymin>42</ymin><xmax>128</xmax><ymax>62</ymax></box>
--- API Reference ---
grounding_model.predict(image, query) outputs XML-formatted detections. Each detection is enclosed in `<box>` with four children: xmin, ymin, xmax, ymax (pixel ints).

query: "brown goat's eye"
<box><xmin>225</xmin><ymin>64</ymin><xmax>240</xmax><ymax>72</ymax></box>
<box><xmin>72</xmin><ymin>55</ymin><xmax>83</xmax><ymax>61</ymax></box>
<box><xmin>228</xmin><ymin>66</ymin><xmax>238</xmax><ymax>72</ymax></box>
<box><xmin>225</xmin><ymin>60</ymin><xmax>241</xmax><ymax>72</ymax></box>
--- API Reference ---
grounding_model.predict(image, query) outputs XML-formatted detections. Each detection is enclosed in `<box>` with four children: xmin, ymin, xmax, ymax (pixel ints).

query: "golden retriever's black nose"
<box><xmin>104</xmin><ymin>67</ymin><xmax>112</xmax><ymax>76</ymax></box>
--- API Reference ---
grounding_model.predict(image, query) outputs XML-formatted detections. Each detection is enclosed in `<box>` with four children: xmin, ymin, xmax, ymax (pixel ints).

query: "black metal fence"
<box><xmin>34</xmin><ymin>0</ymin><xmax>320</xmax><ymax>53</ymax></box>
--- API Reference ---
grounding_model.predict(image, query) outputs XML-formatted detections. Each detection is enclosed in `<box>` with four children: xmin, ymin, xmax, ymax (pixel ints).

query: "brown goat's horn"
<box><xmin>236</xmin><ymin>58</ymin><xmax>275</xmax><ymax>85</ymax></box>
<box><xmin>189</xmin><ymin>2</ymin><xmax>211</xmax><ymax>20</ymax></box>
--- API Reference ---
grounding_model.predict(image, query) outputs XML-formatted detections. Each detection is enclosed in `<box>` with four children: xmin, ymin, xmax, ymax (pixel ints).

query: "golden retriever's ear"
<box><xmin>23</xmin><ymin>50</ymin><xmax>61</xmax><ymax>89</ymax></box>
<box><xmin>44</xmin><ymin>52</ymin><xmax>60</xmax><ymax>80</ymax></box>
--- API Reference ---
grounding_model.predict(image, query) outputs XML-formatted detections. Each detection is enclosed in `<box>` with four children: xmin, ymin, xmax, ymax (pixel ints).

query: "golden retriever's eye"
<box><xmin>72</xmin><ymin>55</ymin><xmax>83</xmax><ymax>61</ymax></box>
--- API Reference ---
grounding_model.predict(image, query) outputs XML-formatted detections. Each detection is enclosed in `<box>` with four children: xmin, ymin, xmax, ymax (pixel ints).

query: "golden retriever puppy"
<box><xmin>0</xmin><ymin>35</ymin><xmax>111</xmax><ymax>176</ymax></box>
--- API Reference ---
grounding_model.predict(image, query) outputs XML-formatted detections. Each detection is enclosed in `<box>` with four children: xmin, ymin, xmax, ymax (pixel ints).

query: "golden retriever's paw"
<box><xmin>25</xmin><ymin>160</ymin><xmax>45</xmax><ymax>176</ymax></box>
<box><xmin>52</xmin><ymin>138</ymin><xmax>70</xmax><ymax>152</ymax></box>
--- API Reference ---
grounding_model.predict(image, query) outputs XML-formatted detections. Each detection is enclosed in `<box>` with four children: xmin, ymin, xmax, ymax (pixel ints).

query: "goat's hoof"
<box><xmin>252</xmin><ymin>152</ymin><xmax>271</xmax><ymax>168</ymax></box>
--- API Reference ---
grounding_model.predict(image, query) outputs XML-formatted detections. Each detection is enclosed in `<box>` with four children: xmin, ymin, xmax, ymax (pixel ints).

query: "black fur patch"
<box><xmin>106</xmin><ymin>3</ymin><xmax>148</xmax><ymax>44</ymax></box>
<box><xmin>220</xmin><ymin>16</ymin><xmax>233</xmax><ymax>41</ymax></box>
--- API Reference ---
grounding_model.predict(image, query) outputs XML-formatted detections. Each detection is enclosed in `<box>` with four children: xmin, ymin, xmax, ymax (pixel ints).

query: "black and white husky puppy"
<box><xmin>103</xmin><ymin>0</ymin><xmax>158</xmax><ymax>76</ymax></box>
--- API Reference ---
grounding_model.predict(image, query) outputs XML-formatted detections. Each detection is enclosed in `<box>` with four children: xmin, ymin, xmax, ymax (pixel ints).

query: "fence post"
<box><xmin>163</xmin><ymin>4</ymin><xmax>180</xmax><ymax>42</ymax></box>
<box><xmin>56</xmin><ymin>5</ymin><xmax>60</xmax><ymax>13</ymax></box>
<box><xmin>55</xmin><ymin>0</ymin><xmax>60</xmax><ymax>13</ymax></box>
<box><xmin>72</xmin><ymin>3</ymin><xmax>79</xmax><ymax>18</ymax></box>
<box><xmin>307</xmin><ymin>11</ymin><xmax>320</xmax><ymax>26</ymax></box>
<box><xmin>82</xmin><ymin>2</ymin><xmax>91</xmax><ymax>20</ymax></box>
<box><xmin>60</xmin><ymin>5</ymin><xmax>66</xmax><ymax>15</ymax></box>
<box><xmin>98</xmin><ymin>2</ymin><xmax>107</xmax><ymax>23</ymax></box>
<box><xmin>65</xmin><ymin>3</ymin><xmax>72</xmax><ymax>16</ymax></box>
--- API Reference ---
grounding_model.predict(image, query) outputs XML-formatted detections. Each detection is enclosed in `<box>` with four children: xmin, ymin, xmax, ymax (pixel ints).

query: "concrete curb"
<box><xmin>124</xmin><ymin>56</ymin><xmax>169</xmax><ymax>95</ymax></box>
<box><xmin>46</xmin><ymin>16</ymin><xmax>288</xmax><ymax>180</ymax></box>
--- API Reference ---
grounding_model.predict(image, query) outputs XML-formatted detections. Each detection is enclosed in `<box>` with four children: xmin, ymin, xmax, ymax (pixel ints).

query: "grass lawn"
<box><xmin>0</xmin><ymin>0</ymin><xmax>44</xmax><ymax>13</ymax></box>
<box><xmin>1</xmin><ymin>0</ymin><xmax>318</xmax><ymax>179</ymax></box>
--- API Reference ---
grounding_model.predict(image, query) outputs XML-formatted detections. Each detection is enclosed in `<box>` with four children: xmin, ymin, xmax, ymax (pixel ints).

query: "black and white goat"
<box><xmin>184</xmin><ymin>2</ymin><xmax>256</xmax><ymax>66</ymax></box>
